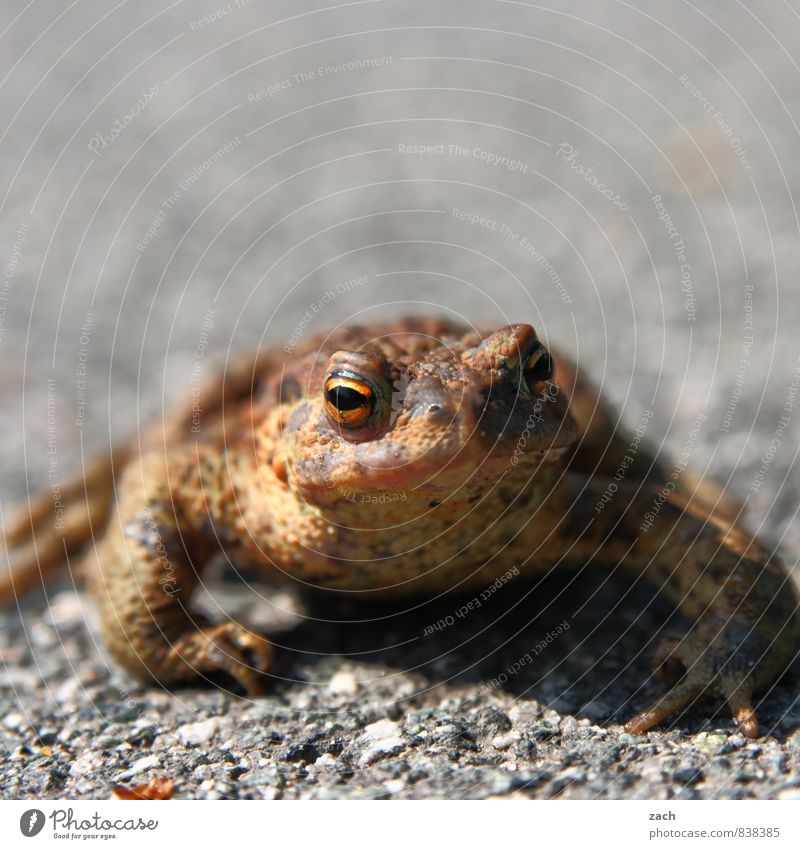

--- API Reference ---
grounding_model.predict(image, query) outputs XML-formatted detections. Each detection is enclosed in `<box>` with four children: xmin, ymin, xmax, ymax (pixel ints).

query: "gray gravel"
<box><xmin>3</xmin><ymin>0</ymin><xmax>800</xmax><ymax>799</ymax></box>
<box><xmin>2</xmin><ymin>573</ymin><xmax>800</xmax><ymax>799</ymax></box>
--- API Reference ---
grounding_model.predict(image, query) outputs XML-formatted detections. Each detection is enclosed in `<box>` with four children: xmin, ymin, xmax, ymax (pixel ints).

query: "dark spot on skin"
<box><xmin>279</xmin><ymin>376</ymin><xmax>303</xmax><ymax>403</ymax></box>
<box><xmin>676</xmin><ymin>518</ymin><xmax>704</xmax><ymax>546</ymax></box>
<box><xmin>499</xmin><ymin>487</ymin><xmax>518</xmax><ymax>507</ymax></box>
<box><xmin>429</xmin><ymin>499</ymin><xmax>441</xmax><ymax>508</ymax></box>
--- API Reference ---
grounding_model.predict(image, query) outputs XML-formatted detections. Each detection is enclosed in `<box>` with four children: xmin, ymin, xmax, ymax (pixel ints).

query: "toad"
<box><xmin>2</xmin><ymin>318</ymin><xmax>796</xmax><ymax>738</ymax></box>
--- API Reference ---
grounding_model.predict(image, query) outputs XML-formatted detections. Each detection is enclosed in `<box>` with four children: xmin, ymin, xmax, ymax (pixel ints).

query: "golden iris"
<box><xmin>524</xmin><ymin>346</ymin><xmax>554</xmax><ymax>387</ymax></box>
<box><xmin>324</xmin><ymin>374</ymin><xmax>374</xmax><ymax>427</ymax></box>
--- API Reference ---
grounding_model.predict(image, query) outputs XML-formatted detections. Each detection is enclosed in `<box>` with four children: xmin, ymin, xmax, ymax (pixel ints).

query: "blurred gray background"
<box><xmin>2</xmin><ymin>0</ymin><xmax>800</xmax><ymax>800</ymax></box>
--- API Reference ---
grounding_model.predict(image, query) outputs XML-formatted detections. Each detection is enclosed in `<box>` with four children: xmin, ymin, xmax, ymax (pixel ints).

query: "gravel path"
<box><xmin>2</xmin><ymin>0</ymin><xmax>800</xmax><ymax>799</ymax></box>
<box><xmin>3</xmin><ymin>570</ymin><xmax>800</xmax><ymax>800</ymax></box>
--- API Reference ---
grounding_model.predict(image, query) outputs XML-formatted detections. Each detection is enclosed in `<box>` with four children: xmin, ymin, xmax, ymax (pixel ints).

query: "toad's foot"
<box><xmin>561</xmin><ymin>476</ymin><xmax>799</xmax><ymax>739</ymax></box>
<box><xmin>624</xmin><ymin>617</ymin><xmax>773</xmax><ymax>739</ymax></box>
<box><xmin>155</xmin><ymin>621</ymin><xmax>274</xmax><ymax>695</ymax></box>
<box><xmin>92</xmin><ymin>457</ymin><xmax>276</xmax><ymax>694</ymax></box>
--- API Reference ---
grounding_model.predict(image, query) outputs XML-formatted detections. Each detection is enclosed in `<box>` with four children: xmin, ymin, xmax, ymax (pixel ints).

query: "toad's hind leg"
<box><xmin>0</xmin><ymin>447</ymin><xmax>133</xmax><ymax>603</ymax></box>
<box><xmin>90</xmin><ymin>453</ymin><xmax>273</xmax><ymax>693</ymax></box>
<box><xmin>556</xmin><ymin>473</ymin><xmax>799</xmax><ymax>738</ymax></box>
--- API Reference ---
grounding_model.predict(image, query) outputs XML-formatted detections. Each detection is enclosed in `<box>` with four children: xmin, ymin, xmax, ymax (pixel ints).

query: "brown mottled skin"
<box><xmin>2</xmin><ymin>318</ymin><xmax>798</xmax><ymax>738</ymax></box>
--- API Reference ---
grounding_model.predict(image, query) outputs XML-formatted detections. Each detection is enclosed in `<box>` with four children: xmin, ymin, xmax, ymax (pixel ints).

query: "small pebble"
<box><xmin>115</xmin><ymin>755</ymin><xmax>161</xmax><ymax>781</ymax></box>
<box><xmin>673</xmin><ymin>767</ymin><xmax>704</xmax><ymax>785</ymax></box>
<box><xmin>328</xmin><ymin>670</ymin><xmax>359</xmax><ymax>696</ymax></box>
<box><xmin>357</xmin><ymin>719</ymin><xmax>405</xmax><ymax>767</ymax></box>
<box><xmin>179</xmin><ymin>719</ymin><xmax>218</xmax><ymax>746</ymax></box>
<box><xmin>492</xmin><ymin>734</ymin><xmax>517</xmax><ymax>751</ymax></box>
<box><xmin>694</xmin><ymin>733</ymin><xmax>728</xmax><ymax>755</ymax></box>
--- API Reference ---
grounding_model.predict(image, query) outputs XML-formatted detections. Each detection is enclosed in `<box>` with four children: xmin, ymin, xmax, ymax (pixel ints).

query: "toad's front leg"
<box><xmin>558</xmin><ymin>473</ymin><xmax>799</xmax><ymax>738</ymax></box>
<box><xmin>89</xmin><ymin>452</ymin><xmax>273</xmax><ymax>693</ymax></box>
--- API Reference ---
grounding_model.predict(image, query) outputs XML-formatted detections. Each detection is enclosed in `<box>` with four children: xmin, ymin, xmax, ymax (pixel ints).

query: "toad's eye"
<box><xmin>524</xmin><ymin>344</ymin><xmax>554</xmax><ymax>387</ymax></box>
<box><xmin>324</xmin><ymin>373</ymin><xmax>375</xmax><ymax>427</ymax></box>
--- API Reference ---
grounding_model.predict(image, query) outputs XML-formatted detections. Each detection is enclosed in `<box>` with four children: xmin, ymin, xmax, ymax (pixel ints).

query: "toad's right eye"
<box><xmin>324</xmin><ymin>373</ymin><xmax>375</xmax><ymax>428</ymax></box>
<box><xmin>524</xmin><ymin>343</ymin><xmax>554</xmax><ymax>388</ymax></box>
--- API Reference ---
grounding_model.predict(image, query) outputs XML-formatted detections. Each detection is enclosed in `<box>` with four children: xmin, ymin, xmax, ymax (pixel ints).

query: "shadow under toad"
<box><xmin>214</xmin><ymin>563</ymin><xmax>800</xmax><ymax>738</ymax></box>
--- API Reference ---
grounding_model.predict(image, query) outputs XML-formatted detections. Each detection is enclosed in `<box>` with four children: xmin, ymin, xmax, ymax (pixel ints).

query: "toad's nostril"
<box><xmin>410</xmin><ymin>398</ymin><xmax>449</xmax><ymax>423</ymax></box>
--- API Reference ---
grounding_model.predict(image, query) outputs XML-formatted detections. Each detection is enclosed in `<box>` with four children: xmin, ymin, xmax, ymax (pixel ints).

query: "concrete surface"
<box><xmin>2</xmin><ymin>0</ymin><xmax>800</xmax><ymax>799</ymax></box>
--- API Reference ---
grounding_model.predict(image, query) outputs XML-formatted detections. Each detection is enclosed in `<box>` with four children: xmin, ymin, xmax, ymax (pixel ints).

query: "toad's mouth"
<box><xmin>288</xmin><ymin>435</ymin><xmax>572</xmax><ymax>505</ymax></box>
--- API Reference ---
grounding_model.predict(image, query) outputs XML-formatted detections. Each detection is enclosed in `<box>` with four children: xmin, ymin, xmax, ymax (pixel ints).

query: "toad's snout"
<box><xmin>400</xmin><ymin>373</ymin><xmax>467</xmax><ymax>427</ymax></box>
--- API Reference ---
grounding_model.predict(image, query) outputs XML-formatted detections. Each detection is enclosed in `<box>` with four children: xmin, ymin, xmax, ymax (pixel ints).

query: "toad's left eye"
<box><xmin>324</xmin><ymin>373</ymin><xmax>375</xmax><ymax>427</ymax></box>
<box><xmin>524</xmin><ymin>344</ymin><xmax>554</xmax><ymax>387</ymax></box>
